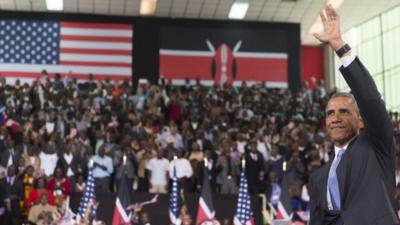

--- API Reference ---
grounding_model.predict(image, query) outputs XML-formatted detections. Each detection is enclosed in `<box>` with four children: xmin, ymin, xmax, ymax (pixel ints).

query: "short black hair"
<box><xmin>328</xmin><ymin>92</ymin><xmax>360</xmax><ymax>114</ymax></box>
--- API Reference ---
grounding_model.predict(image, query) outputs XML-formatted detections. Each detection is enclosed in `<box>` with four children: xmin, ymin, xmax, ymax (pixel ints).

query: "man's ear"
<box><xmin>358</xmin><ymin>116</ymin><xmax>364</xmax><ymax>129</ymax></box>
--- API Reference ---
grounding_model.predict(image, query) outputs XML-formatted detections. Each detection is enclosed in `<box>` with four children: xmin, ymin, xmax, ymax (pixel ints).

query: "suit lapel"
<box><xmin>322</xmin><ymin>161</ymin><xmax>332</xmax><ymax>209</ymax></box>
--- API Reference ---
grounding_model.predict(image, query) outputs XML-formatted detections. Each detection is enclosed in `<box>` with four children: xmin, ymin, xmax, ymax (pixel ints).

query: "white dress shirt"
<box><xmin>146</xmin><ymin>157</ymin><xmax>169</xmax><ymax>186</ymax></box>
<box><xmin>39</xmin><ymin>152</ymin><xmax>58</xmax><ymax>177</ymax></box>
<box><xmin>169</xmin><ymin>158</ymin><xmax>193</xmax><ymax>179</ymax></box>
<box><xmin>327</xmin><ymin>144</ymin><xmax>348</xmax><ymax>210</ymax></box>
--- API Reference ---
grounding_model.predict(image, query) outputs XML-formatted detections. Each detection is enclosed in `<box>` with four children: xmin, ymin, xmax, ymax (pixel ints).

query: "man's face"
<box><xmin>325</xmin><ymin>97</ymin><xmax>363</xmax><ymax>147</ymax></box>
<box><xmin>140</xmin><ymin>212</ymin><xmax>149</xmax><ymax>223</ymax></box>
<box><xmin>7</xmin><ymin>165</ymin><xmax>16</xmax><ymax>177</ymax></box>
<box><xmin>157</xmin><ymin>149</ymin><xmax>163</xmax><ymax>158</ymax></box>
<box><xmin>99</xmin><ymin>147</ymin><xmax>105</xmax><ymax>157</ymax></box>
<box><xmin>40</xmin><ymin>194</ymin><xmax>48</xmax><ymax>205</ymax></box>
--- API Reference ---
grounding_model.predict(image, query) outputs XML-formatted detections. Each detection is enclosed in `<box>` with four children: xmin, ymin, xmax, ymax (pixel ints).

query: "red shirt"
<box><xmin>25</xmin><ymin>189</ymin><xmax>54</xmax><ymax>208</ymax></box>
<box><xmin>47</xmin><ymin>178</ymin><xmax>71</xmax><ymax>197</ymax></box>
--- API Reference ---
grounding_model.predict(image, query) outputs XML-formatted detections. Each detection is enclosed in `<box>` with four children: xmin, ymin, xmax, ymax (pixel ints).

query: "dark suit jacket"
<box><xmin>309</xmin><ymin>57</ymin><xmax>398</xmax><ymax>225</ymax></box>
<box><xmin>0</xmin><ymin>150</ymin><xmax>19</xmax><ymax>169</ymax></box>
<box><xmin>57</xmin><ymin>153</ymin><xmax>79</xmax><ymax>177</ymax></box>
<box><xmin>115</xmin><ymin>160</ymin><xmax>135</xmax><ymax>180</ymax></box>
<box><xmin>0</xmin><ymin>177</ymin><xmax>24</xmax><ymax>217</ymax></box>
<box><xmin>245</xmin><ymin>151</ymin><xmax>264</xmax><ymax>194</ymax></box>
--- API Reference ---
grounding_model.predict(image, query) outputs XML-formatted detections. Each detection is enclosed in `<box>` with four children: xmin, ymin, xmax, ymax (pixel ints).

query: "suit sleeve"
<box><xmin>339</xmin><ymin>57</ymin><xmax>394</xmax><ymax>157</ymax></box>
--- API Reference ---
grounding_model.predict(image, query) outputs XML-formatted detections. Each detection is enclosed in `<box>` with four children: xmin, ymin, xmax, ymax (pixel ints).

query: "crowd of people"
<box><xmin>0</xmin><ymin>72</ymin><xmax>399</xmax><ymax>225</ymax></box>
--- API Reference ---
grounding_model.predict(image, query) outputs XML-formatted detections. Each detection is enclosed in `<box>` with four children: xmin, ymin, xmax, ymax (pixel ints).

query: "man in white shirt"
<box><xmin>146</xmin><ymin>149</ymin><xmax>169</xmax><ymax>193</ymax></box>
<box><xmin>92</xmin><ymin>145</ymin><xmax>113</xmax><ymax>192</ymax></box>
<box><xmin>169</xmin><ymin>151</ymin><xmax>193</xmax><ymax>193</ymax></box>
<box><xmin>39</xmin><ymin>144</ymin><xmax>58</xmax><ymax>178</ymax></box>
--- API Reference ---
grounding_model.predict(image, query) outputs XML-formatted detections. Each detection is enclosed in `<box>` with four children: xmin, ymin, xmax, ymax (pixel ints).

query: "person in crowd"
<box><xmin>22</xmin><ymin>165</ymin><xmax>35</xmax><ymax>212</ymax></box>
<box><xmin>135</xmin><ymin>141</ymin><xmax>157</xmax><ymax>192</ymax></box>
<box><xmin>21</xmin><ymin>146</ymin><xmax>41</xmax><ymax>177</ymax></box>
<box><xmin>169</xmin><ymin>150</ymin><xmax>193</xmax><ymax>193</ymax></box>
<box><xmin>26</xmin><ymin>177</ymin><xmax>54</xmax><ymax>209</ymax></box>
<box><xmin>216</xmin><ymin>145</ymin><xmax>238</xmax><ymax>194</ymax></box>
<box><xmin>0</xmin><ymin>139</ymin><xmax>19</xmax><ymax>169</ymax></box>
<box><xmin>146</xmin><ymin>148</ymin><xmax>169</xmax><ymax>193</ymax></box>
<box><xmin>57</xmin><ymin>141</ymin><xmax>79</xmax><ymax>191</ymax></box>
<box><xmin>92</xmin><ymin>145</ymin><xmax>114</xmax><ymax>193</ymax></box>
<box><xmin>39</xmin><ymin>143</ymin><xmax>58</xmax><ymax>178</ymax></box>
<box><xmin>0</xmin><ymin>165</ymin><xmax>24</xmax><ymax>225</ymax></box>
<box><xmin>245</xmin><ymin>139</ymin><xmax>265</xmax><ymax>194</ymax></box>
<box><xmin>28</xmin><ymin>193</ymin><xmax>59</xmax><ymax>225</ymax></box>
<box><xmin>75</xmin><ymin>173</ymin><xmax>86</xmax><ymax>193</ymax></box>
<box><xmin>47</xmin><ymin>166</ymin><xmax>71</xmax><ymax>207</ymax></box>
<box><xmin>114</xmin><ymin>147</ymin><xmax>136</xmax><ymax>192</ymax></box>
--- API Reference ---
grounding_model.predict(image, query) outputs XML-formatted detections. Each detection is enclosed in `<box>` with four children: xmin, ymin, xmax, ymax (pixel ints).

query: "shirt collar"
<box><xmin>334</xmin><ymin>144</ymin><xmax>348</xmax><ymax>156</ymax></box>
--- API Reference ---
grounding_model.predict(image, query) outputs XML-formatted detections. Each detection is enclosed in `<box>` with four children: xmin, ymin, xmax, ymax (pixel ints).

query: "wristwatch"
<box><xmin>335</xmin><ymin>43</ymin><xmax>351</xmax><ymax>57</ymax></box>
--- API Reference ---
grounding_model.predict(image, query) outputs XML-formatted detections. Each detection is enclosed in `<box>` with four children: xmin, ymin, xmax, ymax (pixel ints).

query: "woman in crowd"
<box><xmin>25</xmin><ymin>177</ymin><xmax>54</xmax><ymax>210</ymax></box>
<box><xmin>47</xmin><ymin>166</ymin><xmax>71</xmax><ymax>207</ymax></box>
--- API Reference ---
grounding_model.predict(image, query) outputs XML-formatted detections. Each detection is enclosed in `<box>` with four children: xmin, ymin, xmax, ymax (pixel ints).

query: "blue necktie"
<box><xmin>328</xmin><ymin>149</ymin><xmax>345</xmax><ymax>210</ymax></box>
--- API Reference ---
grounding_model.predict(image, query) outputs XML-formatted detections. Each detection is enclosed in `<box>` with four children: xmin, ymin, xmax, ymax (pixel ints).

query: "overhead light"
<box><xmin>46</xmin><ymin>0</ymin><xmax>63</xmax><ymax>11</ymax></box>
<box><xmin>309</xmin><ymin>0</ymin><xmax>345</xmax><ymax>35</ymax></box>
<box><xmin>140</xmin><ymin>0</ymin><xmax>157</xmax><ymax>15</ymax></box>
<box><xmin>228</xmin><ymin>0</ymin><xmax>249</xmax><ymax>19</ymax></box>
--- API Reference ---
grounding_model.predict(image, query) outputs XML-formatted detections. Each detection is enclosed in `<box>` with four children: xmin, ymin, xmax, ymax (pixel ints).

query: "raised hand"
<box><xmin>313</xmin><ymin>4</ymin><xmax>345</xmax><ymax>50</ymax></box>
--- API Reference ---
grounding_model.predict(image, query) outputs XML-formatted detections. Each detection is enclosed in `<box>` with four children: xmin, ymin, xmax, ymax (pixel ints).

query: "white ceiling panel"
<box><xmin>0</xmin><ymin>0</ymin><xmax>15</xmax><ymax>10</ymax></box>
<box><xmin>64</xmin><ymin>0</ymin><xmax>78</xmax><ymax>12</ymax></box>
<box><xmin>15</xmin><ymin>0</ymin><xmax>31</xmax><ymax>11</ymax></box>
<box><xmin>94</xmin><ymin>0</ymin><xmax>109</xmax><ymax>14</ymax></box>
<box><xmin>125</xmin><ymin>0</ymin><xmax>139</xmax><ymax>15</ymax></box>
<box><xmin>78</xmin><ymin>0</ymin><xmax>94</xmax><ymax>13</ymax></box>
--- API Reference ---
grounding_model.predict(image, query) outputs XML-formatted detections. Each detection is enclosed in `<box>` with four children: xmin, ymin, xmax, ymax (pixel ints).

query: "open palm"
<box><xmin>313</xmin><ymin>5</ymin><xmax>342</xmax><ymax>45</ymax></box>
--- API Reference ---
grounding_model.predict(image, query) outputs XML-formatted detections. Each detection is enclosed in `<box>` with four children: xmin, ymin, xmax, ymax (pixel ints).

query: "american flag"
<box><xmin>169</xmin><ymin>166</ymin><xmax>180</xmax><ymax>224</ymax></box>
<box><xmin>233</xmin><ymin>170</ymin><xmax>255</xmax><ymax>225</ymax></box>
<box><xmin>77</xmin><ymin>167</ymin><xmax>97</xmax><ymax>220</ymax></box>
<box><xmin>0</xmin><ymin>19</ymin><xmax>133</xmax><ymax>81</ymax></box>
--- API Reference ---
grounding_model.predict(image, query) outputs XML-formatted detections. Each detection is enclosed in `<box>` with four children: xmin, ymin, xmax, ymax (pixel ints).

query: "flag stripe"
<box><xmin>115</xmin><ymin>198</ymin><xmax>130</xmax><ymax>223</ymax></box>
<box><xmin>60</xmin><ymin>53</ymin><xmax>131</xmax><ymax>63</ymax></box>
<box><xmin>61</xmin><ymin>35</ymin><xmax>132</xmax><ymax>43</ymax></box>
<box><xmin>60</xmin><ymin>48</ymin><xmax>132</xmax><ymax>56</ymax></box>
<box><xmin>169</xmin><ymin>210</ymin><xmax>178</xmax><ymax>224</ymax></box>
<box><xmin>160</xmin><ymin>49</ymin><xmax>214</xmax><ymax>57</ymax></box>
<box><xmin>199</xmin><ymin>197</ymin><xmax>215</xmax><ymax>219</ymax></box>
<box><xmin>61</xmin><ymin>22</ymin><xmax>133</xmax><ymax>30</ymax></box>
<box><xmin>60</xmin><ymin>40</ymin><xmax>132</xmax><ymax>50</ymax></box>
<box><xmin>61</xmin><ymin>27</ymin><xmax>132</xmax><ymax>37</ymax></box>
<box><xmin>59</xmin><ymin>60</ymin><xmax>131</xmax><ymax>68</ymax></box>
<box><xmin>234</xmin><ymin>216</ymin><xmax>243</xmax><ymax>225</ymax></box>
<box><xmin>0</xmin><ymin>63</ymin><xmax>131</xmax><ymax>75</ymax></box>
<box><xmin>233</xmin><ymin>52</ymin><xmax>288</xmax><ymax>58</ymax></box>
<box><xmin>277</xmin><ymin>201</ymin><xmax>290</xmax><ymax>220</ymax></box>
